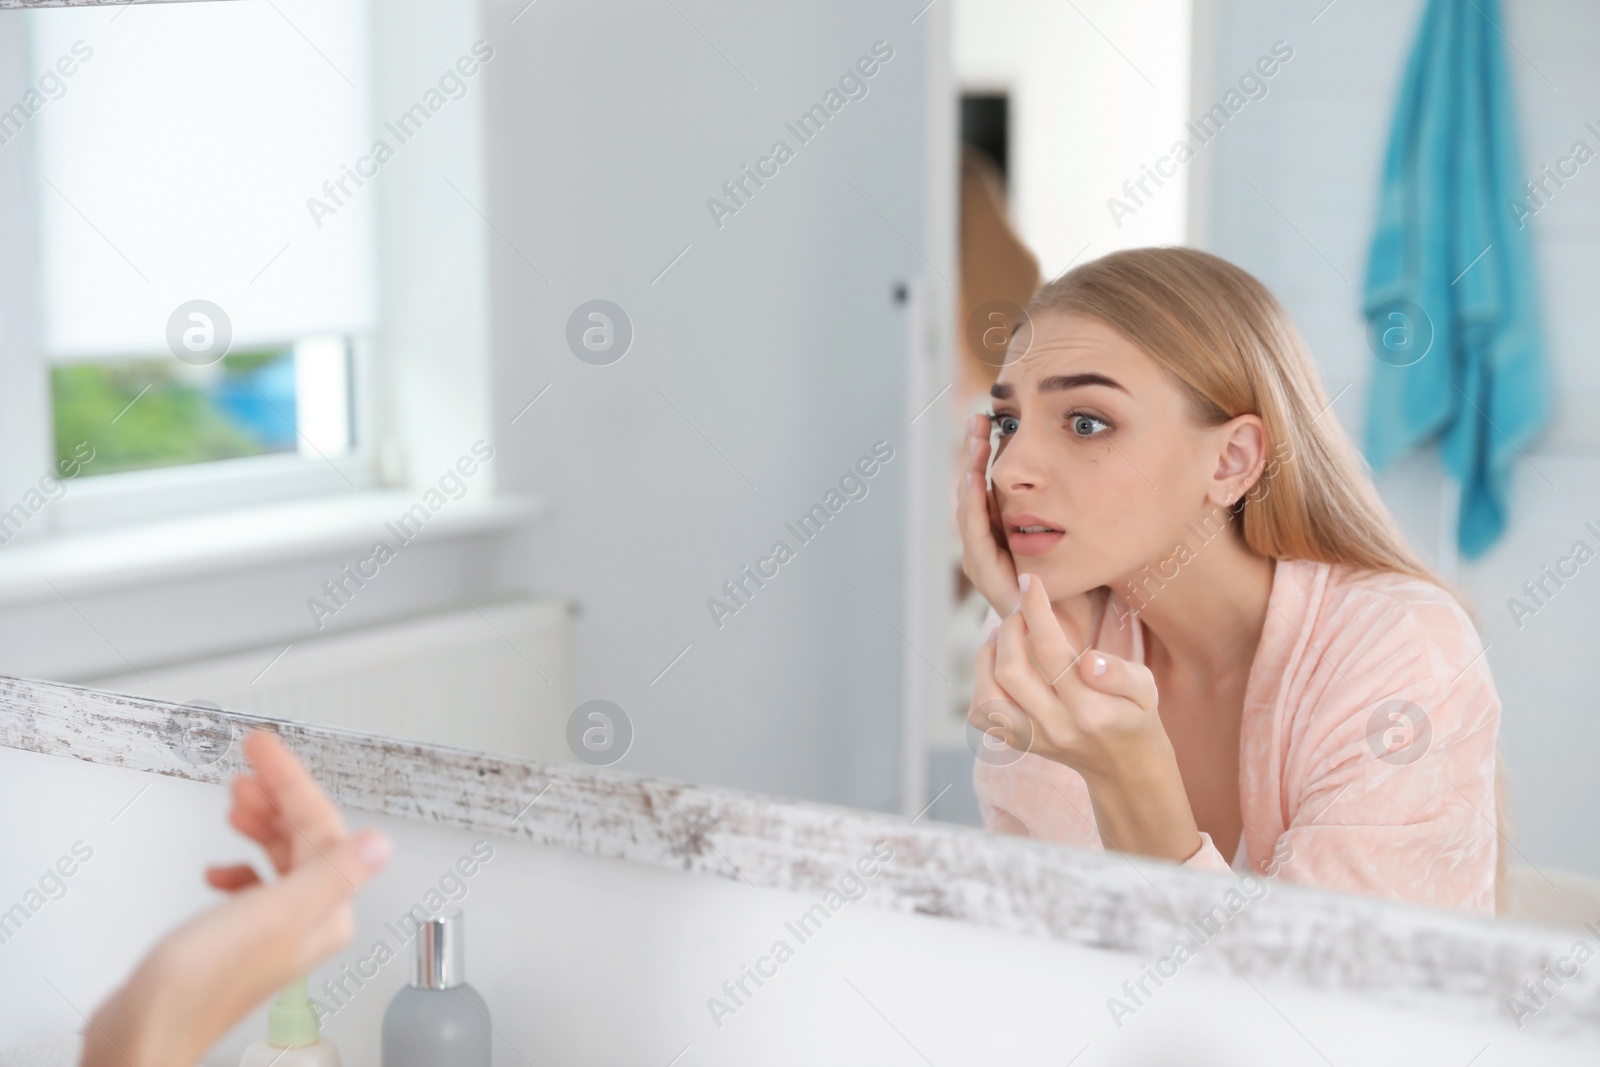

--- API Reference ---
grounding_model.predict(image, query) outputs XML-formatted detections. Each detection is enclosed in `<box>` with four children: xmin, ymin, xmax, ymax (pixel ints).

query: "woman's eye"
<box><xmin>1069</xmin><ymin>413</ymin><xmax>1109</xmax><ymax>437</ymax></box>
<box><xmin>993</xmin><ymin>414</ymin><xmax>1020</xmax><ymax>436</ymax></box>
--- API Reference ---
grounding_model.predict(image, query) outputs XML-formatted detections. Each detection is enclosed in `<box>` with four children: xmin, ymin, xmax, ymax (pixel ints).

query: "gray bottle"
<box><xmin>381</xmin><ymin>910</ymin><xmax>491</xmax><ymax>1067</ymax></box>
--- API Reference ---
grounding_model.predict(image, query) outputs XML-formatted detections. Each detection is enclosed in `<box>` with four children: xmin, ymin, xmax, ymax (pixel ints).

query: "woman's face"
<box><xmin>988</xmin><ymin>312</ymin><xmax>1246</xmax><ymax>598</ymax></box>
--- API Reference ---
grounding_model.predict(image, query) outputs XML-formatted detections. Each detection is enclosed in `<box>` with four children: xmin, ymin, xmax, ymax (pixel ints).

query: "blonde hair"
<box><xmin>1024</xmin><ymin>246</ymin><xmax>1444</xmax><ymax>590</ymax></box>
<box><xmin>1027</xmin><ymin>247</ymin><xmax>1509</xmax><ymax>911</ymax></box>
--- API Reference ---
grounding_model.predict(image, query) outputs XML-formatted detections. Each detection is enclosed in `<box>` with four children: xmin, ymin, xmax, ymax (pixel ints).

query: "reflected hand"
<box><xmin>957</xmin><ymin>412</ymin><xmax>1021</xmax><ymax>615</ymax></box>
<box><xmin>969</xmin><ymin>572</ymin><xmax>1160</xmax><ymax>776</ymax></box>
<box><xmin>968</xmin><ymin>572</ymin><xmax>1201</xmax><ymax>862</ymax></box>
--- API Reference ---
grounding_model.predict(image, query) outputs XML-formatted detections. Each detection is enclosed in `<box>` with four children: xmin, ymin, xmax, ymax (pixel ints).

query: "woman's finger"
<box><xmin>228</xmin><ymin>775</ymin><xmax>275</xmax><ymax>830</ymax></box>
<box><xmin>274</xmin><ymin>827</ymin><xmax>392</xmax><ymax>922</ymax></box>
<box><xmin>1015</xmin><ymin>573</ymin><xmax>1086</xmax><ymax>687</ymax></box>
<box><xmin>227</xmin><ymin>777</ymin><xmax>278</xmax><ymax>835</ymax></box>
<box><xmin>963</xmin><ymin>412</ymin><xmax>986</xmax><ymax>463</ymax></box>
<box><xmin>992</xmin><ymin>613</ymin><xmax>1072</xmax><ymax>734</ymax></box>
<box><xmin>968</xmin><ymin>631</ymin><xmax>1033</xmax><ymax>754</ymax></box>
<box><xmin>226</xmin><ymin>803</ymin><xmax>277</xmax><ymax>849</ymax></box>
<box><xmin>957</xmin><ymin>423</ymin><xmax>1019</xmax><ymax>614</ymax></box>
<box><xmin>953</xmin><ymin>470</ymin><xmax>979</xmax><ymax>563</ymax></box>
<box><xmin>956</xmin><ymin>471</ymin><xmax>990</xmax><ymax>574</ymax></box>
<box><xmin>204</xmin><ymin>864</ymin><xmax>264</xmax><ymax>892</ymax></box>
<box><xmin>1077</xmin><ymin>648</ymin><xmax>1160</xmax><ymax>714</ymax></box>
<box><xmin>227</xmin><ymin>787</ymin><xmax>294</xmax><ymax>876</ymax></box>
<box><xmin>970</xmin><ymin>628</ymin><xmax>1005</xmax><ymax>709</ymax></box>
<box><xmin>241</xmin><ymin>731</ymin><xmax>348</xmax><ymax>857</ymax></box>
<box><xmin>960</xmin><ymin>480</ymin><xmax>1005</xmax><ymax>580</ymax></box>
<box><xmin>986</xmin><ymin>480</ymin><xmax>1011</xmax><ymax>556</ymax></box>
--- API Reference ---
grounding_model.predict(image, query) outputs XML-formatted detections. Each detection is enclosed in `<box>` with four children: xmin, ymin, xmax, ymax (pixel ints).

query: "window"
<box><xmin>51</xmin><ymin>337</ymin><xmax>352</xmax><ymax>477</ymax></box>
<box><xmin>25</xmin><ymin>0</ymin><xmax>375</xmax><ymax>518</ymax></box>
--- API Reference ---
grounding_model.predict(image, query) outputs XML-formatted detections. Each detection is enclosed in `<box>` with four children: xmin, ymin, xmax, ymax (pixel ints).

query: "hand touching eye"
<box><xmin>957</xmin><ymin>412</ymin><xmax>1021</xmax><ymax>615</ymax></box>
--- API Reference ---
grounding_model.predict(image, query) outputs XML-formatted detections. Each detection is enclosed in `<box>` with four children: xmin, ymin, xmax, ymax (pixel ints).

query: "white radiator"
<box><xmin>89</xmin><ymin>596</ymin><xmax>575</xmax><ymax>763</ymax></box>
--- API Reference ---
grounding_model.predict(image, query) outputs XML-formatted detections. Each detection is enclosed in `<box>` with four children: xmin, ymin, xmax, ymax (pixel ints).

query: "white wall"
<box><xmin>479</xmin><ymin>0</ymin><xmax>938</xmax><ymax>812</ymax></box>
<box><xmin>1</xmin><ymin>745</ymin><xmax>1594</xmax><ymax>1065</ymax></box>
<box><xmin>1190</xmin><ymin>0</ymin><xmax>1600</xmax><ymax>875</ymax></box>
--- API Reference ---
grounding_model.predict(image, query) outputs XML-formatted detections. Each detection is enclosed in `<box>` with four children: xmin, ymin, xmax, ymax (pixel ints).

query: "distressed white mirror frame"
<box><xmin>2</xmin><ymin>675</ymin><xmax>1597</xmax><ymax>1044</ymax></box>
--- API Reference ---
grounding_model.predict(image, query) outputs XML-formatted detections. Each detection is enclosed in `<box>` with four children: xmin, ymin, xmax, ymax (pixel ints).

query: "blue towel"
<box><xmin>1362</xmin><ymin>0</ymin><xmax>1550</xmax><ymax>559</ymax></box>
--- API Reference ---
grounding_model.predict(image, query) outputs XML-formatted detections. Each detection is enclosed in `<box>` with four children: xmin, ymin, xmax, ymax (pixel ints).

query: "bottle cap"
<box><xmin>412</xmin><ymin>909</ymin><xmax>466</xmax><ymax>989</ymax></box>
<box><xmin>267</xmin><ymin>976</ymin><xmax>321</xmax><ymax>1048</ymax></box>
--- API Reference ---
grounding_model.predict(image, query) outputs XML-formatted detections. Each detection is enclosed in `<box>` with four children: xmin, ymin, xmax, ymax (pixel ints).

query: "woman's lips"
<box><xmin>1003</xmin><ymin>513</ymin><xmax>1065</xmax><ymax>556</ymax></box>
<box><xmin>1006</xmin><ymin>529</ymin><xmax>1065</xmax><ymax>555</ymax></box>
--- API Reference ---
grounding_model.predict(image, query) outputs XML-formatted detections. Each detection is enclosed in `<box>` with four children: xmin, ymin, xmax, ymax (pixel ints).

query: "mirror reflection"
<box><xmin>1</xmin><ymin>0</ymin><xmax>1595</xmax><ymax>928</ymax></box>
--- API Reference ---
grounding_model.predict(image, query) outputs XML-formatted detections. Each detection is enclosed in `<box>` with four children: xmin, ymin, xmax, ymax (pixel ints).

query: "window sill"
<box><xmin>47</xmin><ymin>449</ymin><xmax>379</xmax><ymax>535</ymax></box>
<box><xmin>0</xmin><ymin>490</ymin><xmax>545</xmax><ymax>608</ymax></box>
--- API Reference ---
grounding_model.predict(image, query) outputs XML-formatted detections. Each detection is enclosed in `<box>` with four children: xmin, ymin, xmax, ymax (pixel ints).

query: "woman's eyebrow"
<box><xmin>989</xmin><ymin>373</ymin><xmax>1130</xmax><ymax>400</ymax></box>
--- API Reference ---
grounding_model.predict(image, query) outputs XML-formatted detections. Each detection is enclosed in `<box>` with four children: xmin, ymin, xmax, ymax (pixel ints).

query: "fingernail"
<box><xmin>1018</xmin><ymin>573</ymin><xmax>1032</xmax><ymax>593</ymax></box>
<box><xmin>1092</xmin><ymin>653</ymin><xmax>1107</xmax><ymax>677</ymax></box>
<box><xmin>356</xmin><ymin>830</ymin><xmax>392</xmax><ymax>871</ymax></box>
<box><xmin>966</xmin><ymin>437</ymin><xmax>979</xmax><ymax>457</ymax></box>
<box><xmin>983</xmin><ymin>627</ymin><xmax>998</xmax><ymax>644</ymax></box>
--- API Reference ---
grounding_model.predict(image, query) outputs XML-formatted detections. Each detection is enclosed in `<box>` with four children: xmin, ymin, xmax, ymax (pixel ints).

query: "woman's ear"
<box><xmin>1210</xmin><ymin>414</ymin><xmax>1266</xmax><ymax>506</ymax></box>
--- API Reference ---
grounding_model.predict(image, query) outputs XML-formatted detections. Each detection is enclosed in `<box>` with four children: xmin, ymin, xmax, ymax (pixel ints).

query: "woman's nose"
<box><xmin>989</xmin><ymin>426</ymin><xmax>1043</xmax><ymax>492</ymax></box>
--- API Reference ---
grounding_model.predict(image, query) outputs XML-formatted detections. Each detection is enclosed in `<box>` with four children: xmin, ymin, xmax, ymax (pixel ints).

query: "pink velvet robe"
<box><xmin>972</xmin><ymin>558</ymin><xmax>1501</xmax><ymax>915</ymax></box>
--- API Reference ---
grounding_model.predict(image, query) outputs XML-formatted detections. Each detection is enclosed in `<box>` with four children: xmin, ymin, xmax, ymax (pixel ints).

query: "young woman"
<box><xmin>957</xmin><ymin>247</ymin><xmax>1502</xmax><ymax>916</ymax></box>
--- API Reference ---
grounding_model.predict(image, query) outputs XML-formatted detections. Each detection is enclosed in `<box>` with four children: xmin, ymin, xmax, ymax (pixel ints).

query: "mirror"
<box><xmin>1</xmin><ymin>0</ymin><xmax>1594</xmax><ymax>930</ymax></box>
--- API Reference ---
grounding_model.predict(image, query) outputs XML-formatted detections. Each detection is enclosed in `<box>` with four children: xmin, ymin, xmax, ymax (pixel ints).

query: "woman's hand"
<box><xmin>957</xmin><ymin>412</ymin><xmax>1021</xmax><ymax>615</ymax></box>
<box><xmin>206</xmin><ymin>728</ymin><xmax>354</xmax><ymax>887</ymax></box>
<box><xmin>80</xmin><ymin>730</ymin><xmax>391</xmax><ymax>1067</ymax></box>
<box><xmin>969</xmin><ymin>572</ymin><xmax>1203</xmax><ymax>863</ymax></box>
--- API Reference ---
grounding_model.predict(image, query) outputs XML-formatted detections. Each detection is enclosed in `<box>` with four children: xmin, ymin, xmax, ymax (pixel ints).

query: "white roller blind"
<box><xmin>30</xmin><ymin>0</ymin><xmax>376</xmax><ymax>358</ymax></box>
